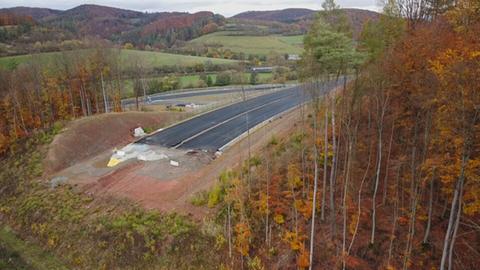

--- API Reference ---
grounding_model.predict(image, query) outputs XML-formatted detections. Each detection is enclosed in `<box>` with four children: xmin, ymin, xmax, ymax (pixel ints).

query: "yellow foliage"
<box><xmin>297</xmin><ymin>246</ymin><xmax>310</xmax><ymax>269</ymax></box>
<box><xmin>287</xmin><ymin>163</ymin><xmax>303</xmax><ymax>189</ymax></box>
<box><xmin>247</xmin><ymin>256</ymin><xmax>265</xmax><ymax>270</ymax></box>
<box><xmin>234</xmin><ymin>223</ymin><xmax>251</xmax><ymax>256</ymax></box>
<box><xmin>283</xmin><ymin>231</ymin><xmax>307</xmax><ymax>252</ymax></box>
<box><xmin>295</xmin><ymin>199</ymin><xmax>313</xmax><ymax>219</ymax></box>
<box><xmin>47</xmin><ymin>236</ymin><xmax>57</xmax><ymax>248</ymax></box>
<box><xmin>349</xmin><ymin>212</ymin><xmax>359</xmax><ymax>235</ymax></box>
<box><xmin>274</xmin><ymin>214</ymin><xmax>285</xmax><ymax>224</ymax></box>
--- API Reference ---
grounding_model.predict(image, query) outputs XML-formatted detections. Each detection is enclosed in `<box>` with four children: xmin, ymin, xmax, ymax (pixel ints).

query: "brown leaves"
<box><xmin>234</xmin><ymin>223</ymin><xmax>252</xmax><ymax>257</ymax></box>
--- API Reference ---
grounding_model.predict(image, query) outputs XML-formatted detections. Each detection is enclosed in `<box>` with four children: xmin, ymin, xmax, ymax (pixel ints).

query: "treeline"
<box><xmin>0</xmin><ymin>48</ymin><xmax>125</xmax><ymax>154</ymax></box>
<box><xmin>203</xmin><ymin>0</ymin><xmax>480</xmax><ymax>269</ymax></box>
<box><xmin>113</xmin><ymin>13</ymin><xmax>225</xmax><ymax>49</ymax></box>
<box><xmin>0</xmin><ymin>13</ymin><xmax>34</xmax><ymax>26</ymax></box>
<box><xmin>1</xmin><ymin>9</ymin><xmax>226</xmax><ymax>56</ymax></box>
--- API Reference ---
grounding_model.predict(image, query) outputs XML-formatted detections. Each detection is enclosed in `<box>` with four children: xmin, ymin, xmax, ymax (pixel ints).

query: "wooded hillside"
<box><xmin>205</xmin><ymin>0</ymin><xmax>480</xmax><ymax>269</ymax></box>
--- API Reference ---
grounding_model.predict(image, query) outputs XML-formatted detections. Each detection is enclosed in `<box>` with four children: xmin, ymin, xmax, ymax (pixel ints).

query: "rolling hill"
<box><xmin>0</xmin><ymin>4</ymin><xmax>225</xmax><ymax>47</ymax></box>
<box><xmin>232</xmin><ymin>8</ymin><xmax>315</xmax><ymax>23</ymax></box>
<box><xmin>233</xmin><ymin>8</ymin><xmax>380</xmax><ymax>38</ymax></box>
<box><xmin>0</xmin><ymin>6</ymin><xmax>61</xmax><ymax>20</ymax></box>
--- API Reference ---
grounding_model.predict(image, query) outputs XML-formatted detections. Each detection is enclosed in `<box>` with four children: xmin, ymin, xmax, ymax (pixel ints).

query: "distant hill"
<box><xmin>0</xmin><ymin>4</ymin><xmax>379</xmax><ymax>55</ymax></box>
<box><xmin>42</xmin><ymin>4</ymin><xmax>146</xmax><ymax>39</ymax></box>
<box><xmin>0</xmin><ymin>6</ymin><xmax>61</xmax><ymax>20</ymax></box>
<box><xmin>233</xmin><ymin>8</ymin><xmax>380</xmax><ymax>38</ymax></box>
<box><xmin>306</xmin><ymin>9</ymin><xmax>381</xmax><ymax>38</ymax></box>
<box><xmin>141</xmin><ymin>11</ymin><xmax>215</xmax><ymax>36</ymax></box>
<box><xmin>1</xmin><ymin>4</ymin><xmax>224</xmax><ymax>48</ymax></box>
<box><xmin>232</xmin><ymin>8</ymin><xmax>316</xmax><ymax>23</ymax></box>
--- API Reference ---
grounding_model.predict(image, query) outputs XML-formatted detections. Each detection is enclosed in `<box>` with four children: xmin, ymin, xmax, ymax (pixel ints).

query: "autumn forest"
<box><xmin>0</xmin><ymin>0</ymin><xmax>479</xmax><ymax>269</ymax></box>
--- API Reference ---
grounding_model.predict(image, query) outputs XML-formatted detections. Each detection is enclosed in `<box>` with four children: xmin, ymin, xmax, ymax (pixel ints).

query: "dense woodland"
<box><xmin>205</xmin><ymin>0</ymin><xmax>480</xmax><ymax>269</ymax></box>
<box><xmin>0</xmin><ymin>0</ymin><xmax>479</xmax><ymax>269</ymax></box>
<box><xmin>0</xmin><ymin>48</ymin><xmax>128</xmax><ymax>154</ymax></box>
<box><xmin>0</xmin><ymin>5</ymin><xmax>225</xmax><ymax>56</ymax></box>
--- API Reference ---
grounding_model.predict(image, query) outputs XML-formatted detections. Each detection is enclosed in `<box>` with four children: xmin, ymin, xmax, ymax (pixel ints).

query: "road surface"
<box><xmin>121</xmin><ymin>84</ymin><xmax>289</xmax><ymax>107</ymax></box>
<box><xmin>138</xmin><ymin>81</ymin><xmax>340</xmax><ymax>151</ymax></box>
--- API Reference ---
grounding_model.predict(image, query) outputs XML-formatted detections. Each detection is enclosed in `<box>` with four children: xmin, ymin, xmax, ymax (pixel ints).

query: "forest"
<box><xmin>0</xmin><ymin>0</ymin><xmax>478</xmax><ymax>269</ymax></box>
<box><xmin>203</xmin><ymin>0</ymin><xmax>480</xmax><ymax>269</ymax></box>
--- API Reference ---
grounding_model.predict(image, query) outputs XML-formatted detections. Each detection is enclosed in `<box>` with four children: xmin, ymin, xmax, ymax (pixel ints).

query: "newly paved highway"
<box><xmin>138</xmin><ymin>81</ymin><xmax>340</xmax><ymax>151</ymax></box>
<box><xmin>121</xmin><ymin>84</ymin><xmax>288</xmax><ymax>107</ymax></box>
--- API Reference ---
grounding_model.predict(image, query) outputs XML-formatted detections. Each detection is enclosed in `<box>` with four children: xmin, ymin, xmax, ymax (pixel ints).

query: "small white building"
<box><xmin>288</xmin><ymin>54</ymin><xmax>301</xmax><ymax>61</ymax></box>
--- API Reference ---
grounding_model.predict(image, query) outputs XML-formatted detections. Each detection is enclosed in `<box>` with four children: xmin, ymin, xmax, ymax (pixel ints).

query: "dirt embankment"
<box><xmin>44</xmin><ymin>112</ymin><xmax>187</xmax><ymax>175</ymax></box>
<box><xmin>83</xmin><ymin>108</ymin><xmax>303</xmax><ymax>217</ymax></box>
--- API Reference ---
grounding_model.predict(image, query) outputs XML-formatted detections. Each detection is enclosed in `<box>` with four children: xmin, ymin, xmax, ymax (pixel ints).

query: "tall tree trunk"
<box><xmin>228</xmin><ymin>203</ymin><xmax>232</xmax><ymax>259</ymax></box>
<box><xmin>321</xmin><ymin>101</ymin><xmax>329</xmax><ymax>221</ymax></box>
<box><xmin>387</xmin><ymin>165</ymin><xmax>401</xmax><ymax>268</ymax></box>
<box><xmin>329</xmin><ymin>97</ymin><xmax>337</xmax><ymax>240</ymax></box>
<box><xmin>440</xmin><ymin>155</ymin><xmax>467</xmax><ymax>270</ymax></box>
<box><xmin>382</xmin><ymin>123</ymin><xmax>395</xmax><ymax>205</ymax></box>
<box><xmin>403</xmin><ymin>127</ymin><xmax>419</xmax><ymax>270</ymax></box>
<box><xmin>448</xmin><ymin>174</ymin><xmax>464</xmax><ymax>270</ymax></box>
<box><xmin>265</xmin><ymin>156</ymin><xmax>270</xmax><ymax>246</ymax></box>
<box><xmin>342</xmin><ymin>135</ymin><xmax>353</xmax><ymax>270</ymax></box>
<box><xmin>309</xmin><ymin>83</ymin><xmax>320</xmax><ymax>270</ymax></box>
<box><xmin>101</xmin><ymin>72</ymin><xmax>108</xmax><ymax>113</ymax></box>
<box><xmin>423</xmin><ymin>169</ymin><xmax>435</xmax><ymax>244</ymax></box>
<box><xmin>349</xmin><ymin>110</ymin><xmax>373</xmax><ymax>254</ymax></box>
<box><xmin>371</xmin><ymin>92</ymin><xmax>388</xmax><ymax>245</ymax></box>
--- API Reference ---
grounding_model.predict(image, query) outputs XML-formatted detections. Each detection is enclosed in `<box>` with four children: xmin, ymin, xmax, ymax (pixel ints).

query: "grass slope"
<box><xmin>120</xmin><ymin>49</ymin><xmax>238</xmax><ymax>67</ymax></box>
<box><xmin>0</xmin><ymin>225</ymin><xmax>67</xmax><ymax>270</ymax></box>
<box><xmin>187</xmin><ymin>31</ymin><xmax>304</xmax><ymax>55</ymax></box>
<box><xmin>0</xmin><ymin>49</ymin><xmax>238</xmax><ymax>70</ymax></box>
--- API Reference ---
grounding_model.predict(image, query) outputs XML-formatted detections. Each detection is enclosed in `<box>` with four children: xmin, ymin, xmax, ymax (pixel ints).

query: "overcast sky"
<box><xmin>1</xmin><ymin>0</ymin><xmax>380</xmax><ymax>17</ymax></box>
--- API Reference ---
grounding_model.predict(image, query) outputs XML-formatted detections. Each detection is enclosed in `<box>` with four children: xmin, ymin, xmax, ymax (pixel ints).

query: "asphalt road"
<box><xmin>138</xmin><ymin>81</ymin><xmax>341</xmax><ymax>151</ymax></box>
<box><xmin>121</xmin><ymin>84</ymin><xmax>288</xmax><ymax>107</ymax></box>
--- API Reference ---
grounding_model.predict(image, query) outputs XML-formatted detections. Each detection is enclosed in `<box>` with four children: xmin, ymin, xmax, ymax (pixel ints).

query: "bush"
<box><xmin>147</xmin><ymin>76</ymin><xmax>180</xmax><ymax>94</ymax></box>
<box><xmin>215</xmin><ymin>71</ymin><xmax>232</xmax><ymax>86</ymax></box>
<box><xmin>208</xmin><ymin>185</ymin><xmax>223</xmax><ymax>208</ymax></box>
<box><xmin>190</xmin><ymin>191</ymin><xmax>209</xmax><ymax>206</ymax></box>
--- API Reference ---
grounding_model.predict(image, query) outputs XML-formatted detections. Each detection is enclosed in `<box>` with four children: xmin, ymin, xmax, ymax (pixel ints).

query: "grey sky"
<box><xmin>0</xmin><ymin>0</ymin><xmax>380</xmax><ymax>17</ymax></box>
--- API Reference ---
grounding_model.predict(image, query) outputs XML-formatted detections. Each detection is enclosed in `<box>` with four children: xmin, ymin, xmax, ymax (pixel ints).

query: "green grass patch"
<box><xmin>0</xmin><ymin>225</ymin><xmax>67</xmax><ymax>270</ymax></box>
<box><xmin>187</xmin><ymin>31</ymin><xmax>304</xmax><ymax>55</ymax></box>
<box><xmin>0</xmin><ymin>49</ymin><xmax>238</xmax><ymax>70</ymax></box>
<box><xmin>190</xmin><ymin>191</ymin><xmax>209</xmax><ymax>207</ymax></box>
<box><xmin>119</xmin><ymin>49</ymin><xmax>238</xmax><ymax>68</ymax></box>
<box><xmin>276</xmin><ymin>35</ymin><xmax>305</xmax><ymax>47</ymax></box>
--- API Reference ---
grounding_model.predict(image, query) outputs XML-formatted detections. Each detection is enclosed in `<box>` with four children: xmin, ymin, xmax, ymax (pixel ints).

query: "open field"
<box><xmin>276</xmin><ymin>35</ymin><xmax>305</xmax><ymax>46</ymax></box>
<box><xmin>187</xmin><ymin>31</ymin><xmax>304</xmax><ymax>55</ymax></box>
<box><xmin>0</xmin><ymin>49</ymin><xmax>238</xmax><ymax>70</ymax></box>
<box><xmin>119</xmin><ymin>49</ymin><xmax>238</xmax><ymax>68</ymax></box>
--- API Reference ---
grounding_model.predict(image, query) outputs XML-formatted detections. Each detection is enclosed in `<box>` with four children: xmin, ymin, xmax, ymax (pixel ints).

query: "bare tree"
<box><xmin>423</xmin><ymin>168</ymin><xmax>436</xmax><ymax>244</ymax></box>
<box><xmin>371</xmin><ymin>82</ymin><xmax>390</xmax><ymax>245</ymax></box>
<box><xmin>396</xmin><ymin>0</ymin><xmax>431</xmax><ymax>27</ymax></box>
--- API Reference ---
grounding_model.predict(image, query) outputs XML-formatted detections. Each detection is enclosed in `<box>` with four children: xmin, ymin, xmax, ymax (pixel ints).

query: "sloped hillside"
<box><xmin>233</xmin><ymin>8</ymin><xmax>380</xmax><ymax>38</ymax></box>
<box><xmin>0</xmin><ymin>7</ymin><xmax>60</xmax><ymax>21</ymax></box>
<box><xmin>232</xmin><ymin>8</ymin><xmax>315</xmax><ymax>23</ymax></box>
<box><xmin>1</xmin><ymin>4</ymin><xmax>225</xmax><ymax>47</ymax></box>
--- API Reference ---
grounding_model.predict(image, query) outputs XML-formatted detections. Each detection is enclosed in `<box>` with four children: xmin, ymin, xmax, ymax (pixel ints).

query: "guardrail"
<box><xmin>119</xmin><ymin>83</ymin><xmax>297</xmax><ymax>109</ymax></box>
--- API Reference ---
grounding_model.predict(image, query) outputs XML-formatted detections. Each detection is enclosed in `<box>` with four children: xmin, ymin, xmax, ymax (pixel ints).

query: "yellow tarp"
<box><xmin>107</xmin><ymin>158</ymin><xmax>121</xmax><ymax>167</ymax></box>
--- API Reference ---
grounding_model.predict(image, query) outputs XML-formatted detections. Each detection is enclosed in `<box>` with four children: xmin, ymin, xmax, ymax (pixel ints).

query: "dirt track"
<box><xmin>44</xmin><ymin>112</ymin><xmax>188</xmax><ymax>175</ymax></box>
<box><xmin>47</xmin><ymin>107</ymin><xmax>302</xmax><ymax>217</ymax></box>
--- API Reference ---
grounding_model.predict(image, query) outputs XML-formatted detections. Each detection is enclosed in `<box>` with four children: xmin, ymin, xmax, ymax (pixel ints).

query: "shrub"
<box><xmin>215</xmin><ymin>71</ymin><xmax>232</xmax><ymax>86</ymax></box>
